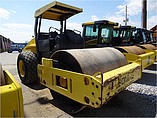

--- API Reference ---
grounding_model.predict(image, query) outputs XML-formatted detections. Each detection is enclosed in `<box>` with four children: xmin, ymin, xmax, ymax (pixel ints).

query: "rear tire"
<box><xmin>17</xmin><ymin>51</ymin><xmax>38</xmax><ymax>84</ymax></box>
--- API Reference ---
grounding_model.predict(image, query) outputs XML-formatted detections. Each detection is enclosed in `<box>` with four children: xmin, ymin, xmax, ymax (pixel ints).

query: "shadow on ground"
<box><xmin>136</xmin><ymin>70</ymin><xmax>156</xmax><ymax>87</ymax></box>
<box><xmin>36</xmin><ymin>90</ymin><xmax>156</xmax><ymax>117</ymax></box>
<box><xmin>145</xmin><ymin>63</ymin><xmax>156</xmax><ymax>71</ymax></box>
<box><xmin>23</xmin><ymin>82</ymin><xmax>46</xmax><ymax>90</ymax></box>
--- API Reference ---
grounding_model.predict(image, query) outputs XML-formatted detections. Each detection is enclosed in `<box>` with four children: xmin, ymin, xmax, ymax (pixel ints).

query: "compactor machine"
<box><xmin>132</xmin><ymin>28</ymin><xmax>157</xmax><ymax>61</ymax></box>
<box><xmin>82</xmin><ymin>20</ymin><xmax>118</xmax><ymax>47</ymax></box>
<box><xmin>131</xmin><ymin>28</ymin><xmax>156</xmax><ymax>44</ymax></box>
<box><xmin>17</xmin><ymin>1</ymin><xmax>142</xmax><ymax>113</ymax></box>
<box><xmin>112</xmin><ymin>26</ymin><xmax>136</xmax><ymax>46</ymax></box>
<box><xmin>131</xmin><ymin>28</ymin><xmax>147</xmax><ymax>44</ymax></box>
<box><xmin>82</xmin><ymin>22</ymin><xmax>155</xmax><ymax>70</ymax></box>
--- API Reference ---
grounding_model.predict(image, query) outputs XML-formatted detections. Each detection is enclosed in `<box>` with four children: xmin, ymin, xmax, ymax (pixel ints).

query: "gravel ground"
<box><xmin>126</xmin><ymin>83</ymin><xmax>157</xmax><ymax>103</ymax></box>
<box><xmin>127</xmin><ymin>64</ymin><xmax>157</xmax><ymax>103</ymax></box>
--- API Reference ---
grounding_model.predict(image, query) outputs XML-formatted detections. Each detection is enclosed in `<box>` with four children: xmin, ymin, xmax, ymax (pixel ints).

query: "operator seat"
<box><xmin>53</xmin><ymin>30</ymin><xmax>84</xmax><ymax>52</ymax></box>
<box><xmin>49</xmin><ymin>31</ymin><xmax>58</xmax><ymax>50</ymax></box>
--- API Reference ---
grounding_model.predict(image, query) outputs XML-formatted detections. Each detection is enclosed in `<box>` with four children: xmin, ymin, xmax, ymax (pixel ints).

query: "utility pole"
<box><xmin>123</xmin><ymin>5</ymin><xmax>129</xmax><ymax>26</ymax></box>
<box><xmin>142</xmin><ymin>0</ymin><xmax>147</xmax><ymax>29</ymax></box>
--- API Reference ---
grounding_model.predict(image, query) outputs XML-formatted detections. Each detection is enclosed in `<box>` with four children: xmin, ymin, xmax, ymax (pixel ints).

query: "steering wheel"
<box><xmin>49</xmin><ymin>26</ymin><xmax>60</xmax><ymax>33</ymax></box>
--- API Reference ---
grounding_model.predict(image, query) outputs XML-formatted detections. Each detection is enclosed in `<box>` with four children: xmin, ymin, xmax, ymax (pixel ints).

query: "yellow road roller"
<box><xmin>132</xmin><ymin>28</ymin><xmax>157</xmax><ymax>61</ymax></box>
<box><xmin>82</xmin><ymin>22</ymin><xmax>155</xmax><ymax>70</ymax></box>
<box><xmin>0</xmin><ymin>63</ymin><xmax>24</xmax><ymax>117</ymax></box>
<box><xmin>138</xmin><ymin>44</ymin><xmax>157</xmax><ymax>61</ymax></box>
<box><xmin>17</xmin><ymin>1</ymin><xmax>142</xmax><ymax>113</ymax></box>
<box><xmin>38</xmin><ymin>47</ymin><xmax>141</xmax><ymax>113</ymax></box>
<box><xmin>113</xmin><ymin>26</ymin><xmax>155</xmax><ymax>69</ymax></box>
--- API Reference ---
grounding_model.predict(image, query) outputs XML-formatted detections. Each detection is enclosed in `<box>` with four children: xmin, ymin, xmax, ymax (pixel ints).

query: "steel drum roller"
<box><xmin>116</xmin><ymin>46</ymin><xmax>145</xmax><ymax>55</ymax></box>
<box><xmin>52</xmin><ymin>47</ymin><xmax>128</xmax><ymax>75</ymax></box>
<box><xmin>140</xmin><ymin>44</ymin><xmax>157</xmax><ymax>50</ymax></box>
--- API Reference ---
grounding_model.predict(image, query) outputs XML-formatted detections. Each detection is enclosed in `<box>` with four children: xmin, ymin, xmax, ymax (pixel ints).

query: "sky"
<box><xmin>0</xmin><ymin>0</ymin><xmax>157</xmax><ymax>43</ymax></box>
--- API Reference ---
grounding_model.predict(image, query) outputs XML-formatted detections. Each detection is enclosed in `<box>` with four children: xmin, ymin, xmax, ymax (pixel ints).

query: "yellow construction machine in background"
<box><xmin>113</xmin><ymin>26</ymin><xmax>155</xmax><ymax>68</ymax></box>
<box><xmin>131</xmin><ymin>28</ymin><xmax>157</xmax><ymax>61</ymax></box>
<box><xmin>82</xmin><ymin>22</ymin><xmax>155</xmax><ymax>70</ymax></box>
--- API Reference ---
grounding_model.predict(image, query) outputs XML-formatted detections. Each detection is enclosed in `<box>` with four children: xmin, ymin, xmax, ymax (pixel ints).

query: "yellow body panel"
<box><xmin>0</xmin><ymin>70</ymin><xmax>24</xmax><ymax>117</ymax></box>
<box><xmin>23</xmin><ymin>38</ymin><xmax>36</xmax><ymax>53</ymax></box>
<box><xmin>144</xmin><ymin>49</ymin><xmax>157</xmax><ymax>61</ymax></box>
<box><xmin>123</xmin><ymin>51</ymin><xmax>155</xmax><ymax>70</ymax></box>
<box><xmin>38</xmin><ymin>58</ymin><xmax>141</xmax><ymax>108</ymax></box>
<box><xmin>82</xmin><ymin>22</ymin><xmax>94</xmax><ymax>26</ymax></box>
<box><xmin>19</xmin><ymin>60</ymin><xmax>25</xmax><ymax>77</ymax></box>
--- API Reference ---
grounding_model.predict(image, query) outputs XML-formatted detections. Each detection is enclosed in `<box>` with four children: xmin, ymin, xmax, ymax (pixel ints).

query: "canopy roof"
<box><xmin>114</xmin><ymin>26</ymin><xmax>136</xmax><ymax>30</ymax></box>
<box><xmin>35</xmin><ymin>1</ymin><xmax>83</xmax><ymax>21</ymax></box>
<box><xmin>82</xmin><ymin>20</ymin><xmax>119</xmax><ymax>26</ymax></box>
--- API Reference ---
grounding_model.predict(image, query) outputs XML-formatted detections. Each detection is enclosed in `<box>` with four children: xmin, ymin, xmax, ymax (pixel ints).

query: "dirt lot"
<box><xmin>0</xmin><ymin>52</ymin><xmax>156</xmax><ymax>117</ymax></box>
